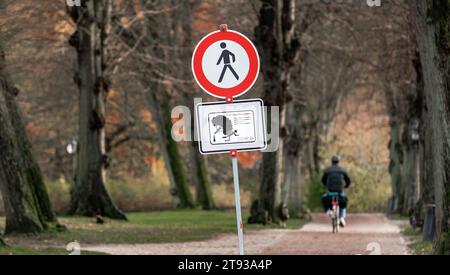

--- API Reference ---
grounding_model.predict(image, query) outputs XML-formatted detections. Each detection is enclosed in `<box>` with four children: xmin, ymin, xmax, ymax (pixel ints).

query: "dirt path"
<box><xmin>84</xmin><ymin>213</ymin><xmax>409</xmax><ymax>255</ymax></box>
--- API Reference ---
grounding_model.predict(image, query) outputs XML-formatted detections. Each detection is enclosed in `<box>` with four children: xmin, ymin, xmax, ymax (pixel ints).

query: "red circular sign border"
<box><xmin>192</xmin><ymin>30</ymin><xmax>260</xmax><ymax>99</ymax></box>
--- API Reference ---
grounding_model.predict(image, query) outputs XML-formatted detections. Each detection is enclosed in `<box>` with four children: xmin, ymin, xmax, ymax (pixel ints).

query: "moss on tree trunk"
<box><xmin>195</xmin><ymin>152</ymin><xmax>216</xmax><ymax>210</ymax></box>
<box><xmin>186</xmin><ymin>98</ymin><xmax>215</xmax><ymax>210</ymax></box>
<box><xmin>189</xmin><ymin>141</ymin><xmax>216</xmax><ymax>210</ymax></box>
<box><xmin>163</xmin><ymin>103</ymin><xmax>195</xmax><ymax>209</ymax></box>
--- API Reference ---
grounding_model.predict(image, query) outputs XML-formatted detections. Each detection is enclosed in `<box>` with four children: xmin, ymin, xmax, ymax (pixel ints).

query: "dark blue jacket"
<box><xmin>321</xmin><ymin>165</ymin><xmax>351</xmax><ymax>192</ymax></box>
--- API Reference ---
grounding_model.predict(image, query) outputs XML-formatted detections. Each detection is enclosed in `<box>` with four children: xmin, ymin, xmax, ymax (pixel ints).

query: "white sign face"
<box><xmin>196</xmin><ymin>99</ymin><xmax>267</xmax><ymax>155</ymax></box>
<box><xmin>202</xmin><ymin>41</ymin><xmax>250</xmax><ymax>89</ymax></box>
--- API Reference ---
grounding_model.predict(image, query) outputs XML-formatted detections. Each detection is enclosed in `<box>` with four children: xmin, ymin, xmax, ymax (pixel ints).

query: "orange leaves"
<box><xmin>116</xmin><ymin>0</ymin><xmax>144</xmax><ymax>29</ymax></box>
<box><xmin>140</xmin><ymin>109</ymin><xmax>157</xmax><ymax>130</ymax></box>
<box><xmin>192</xmin><ymin>2</ymin><xmax>217</xmax><ymax>33</ymax></box>
<box><xmin>238</xmin><ymin>152</ymin><xmax>261</xmax><ymax>169</ymax></box>
<box><xmin>144</xmin><ymin>156</ymin><xmax>168</xmax><ymax>178</ymax></box>
<box><xmin>26</xmin><ymin>123</ymin><xmax>49</xmax><ymax>136</ymax></box>
<box><xmin>144</xmin><ymin>155</ymin><xmax>158</xmax><ymax>166</ymax></box>
<box><xmin>133</xmin><ymin>0</ymin><xmax>145</xmax><ymax>20</ymax></box>
<box><xmin>105</xmin><ymin>113</ymin><xmax>122</xmax><ymax>126</ymax></box>
<box><xmin>54</xmin><ymin>20</ymin><xmax>75</xmax><ymax>42</ymax></box>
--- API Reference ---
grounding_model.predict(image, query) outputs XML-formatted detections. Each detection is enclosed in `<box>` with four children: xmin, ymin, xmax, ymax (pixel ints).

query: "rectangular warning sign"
<box><xmin>196</xmin><ymin>99</ymin><xmax>267</xmax><ymax>155</ymax></box>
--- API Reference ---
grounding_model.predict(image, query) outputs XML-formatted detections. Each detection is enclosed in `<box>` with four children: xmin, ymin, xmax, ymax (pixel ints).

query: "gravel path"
<box><xmin>84</xmin><ymin>213</ymin><xmax>409</xmax><ymax>255</ymax></box>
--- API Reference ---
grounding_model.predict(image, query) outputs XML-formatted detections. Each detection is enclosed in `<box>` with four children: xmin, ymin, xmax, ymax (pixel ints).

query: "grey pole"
<box><xmin>231</xmin><ymin>155</ymin><xmax>245</xmax><ymax>255</ymax></box>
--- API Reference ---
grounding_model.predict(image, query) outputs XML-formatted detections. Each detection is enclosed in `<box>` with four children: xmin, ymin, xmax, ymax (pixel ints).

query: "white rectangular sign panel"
<box><xmin>196</xmin><ymin>99</ymin><xmax>267</xmax><ymax>155</ymax></box>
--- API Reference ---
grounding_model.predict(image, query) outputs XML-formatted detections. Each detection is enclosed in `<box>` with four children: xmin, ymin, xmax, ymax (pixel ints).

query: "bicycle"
<box><xmin>329</xmin><ymin>192</ymin><xmax>340</xmax><ymax>234</ymax></box>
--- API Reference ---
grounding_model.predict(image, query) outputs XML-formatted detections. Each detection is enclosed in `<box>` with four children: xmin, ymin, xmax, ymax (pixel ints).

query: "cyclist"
<box><xmin>321</xmin><ymin>155</ymin><xmax>351</xmax><ymax>227</ymax></box>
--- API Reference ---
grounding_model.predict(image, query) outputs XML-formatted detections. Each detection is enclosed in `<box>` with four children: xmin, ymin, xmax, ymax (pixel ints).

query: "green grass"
<box><xmin>408</xmin><ymin>240</ymin><xmax>433</xmax><ymax>255</ymax></box>
<box><xmin>388</xmin><ymin>213</ymin><xmax>410</xmax><ymax>221</ymax></box>
<box><xmin>402</xmin><ymin>225</ymin><xmax>421</xmax><ymax>236</ymax></box>
<box><xmin>0</xmin><ymin>210</ymin><xmax>306</xmax><ymax>250</ymax></box>
<box><xmin>401</xmin><ymin>225</ymin><xmax>433</xmax><ymax>255</ymax></box>
<box><xmin>0</xmin><ymin>246</ymin><xmax>105</xmax><ymax>255</ymax></box>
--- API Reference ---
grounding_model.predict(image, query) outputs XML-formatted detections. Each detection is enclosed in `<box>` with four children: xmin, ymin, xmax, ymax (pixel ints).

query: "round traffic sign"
<box><xmin>192</xmin><ymin>30</ymin><xmax>260</xmax><ymax>99</ymax></box>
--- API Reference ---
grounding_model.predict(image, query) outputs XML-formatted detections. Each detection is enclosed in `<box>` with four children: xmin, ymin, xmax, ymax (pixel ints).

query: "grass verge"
<box><xmin>0</xmin><ymin>210</ymin><xmax>306</xmax><ymax>255</ymax></box>
<box><xmin>401</xmin><ymin>226</ymin><xmax>433</xmax><ymax>255</ymax></box>
<box><xmin>0</xmin><ymin>246</ymin><xmax>105</xmax><ymax>255</ymax></box>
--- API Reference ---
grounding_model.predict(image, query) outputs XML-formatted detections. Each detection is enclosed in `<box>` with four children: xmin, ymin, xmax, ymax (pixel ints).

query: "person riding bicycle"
<box><xmin>321</xmin><ymin>155</ymin><xmax>351</xmax><ymax>227</ymax></box>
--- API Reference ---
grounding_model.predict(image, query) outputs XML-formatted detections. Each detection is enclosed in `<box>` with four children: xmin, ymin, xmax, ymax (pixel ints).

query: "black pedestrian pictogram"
<box><xmin>217</xmin><ymin>42</ymin><xmax>239</xmax><ymax>83</ymax></box>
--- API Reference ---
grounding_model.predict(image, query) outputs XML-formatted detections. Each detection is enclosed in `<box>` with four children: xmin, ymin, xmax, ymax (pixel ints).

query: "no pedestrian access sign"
<box><xmin>192</xmin><ymin>25</ymin><xmax>267</xmax><ymax>256</ymax></box>
<box><xmin>192</xmin><ymin>29</ymin><xmax>260</xmax><ymax>99</ymax></box>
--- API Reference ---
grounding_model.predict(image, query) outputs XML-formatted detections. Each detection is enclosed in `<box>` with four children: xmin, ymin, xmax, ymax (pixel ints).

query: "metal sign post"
<box><xmin>230</xmin><ymin>150</ymin><xmax>244</xmax><ymax>255</ymax></box>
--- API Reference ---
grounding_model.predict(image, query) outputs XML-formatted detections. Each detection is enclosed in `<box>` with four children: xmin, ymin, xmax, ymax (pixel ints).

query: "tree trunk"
<box><xmin>412</xmin><ymin>51</ymin><xmax>433</xmax><ymax>229</ymax></box>
<box><xmin>306</xmin><ymin>139</ymin><xmax>315</xmax><ymax>178</ymax></box>
<box><xmin>181</xmin><ymin>0</ymin><xmax>215</xmax><ymax>210</ymax></box>
<box><xmin>176</xmin><ymin>0</ymin><xmax>212</xmax><ymax>209</ymax></box>
<box><xmin>142</xmin><ymin>87</ymin><xmax>195</xmax><ymax>209</ymax></box>
<box><xmin>413</xmin><ymin>112</ymin><xmax>435</xmax><ymax>228</ymax></box>
<box><xmin>401</xmin><ymin>119</ymin><xmax>420</xmax><ymax>214</ymax></box>
<box><xmin>67</xmin><ymin>0</ymin><xmax>126</xmax><ymax>220</ymax></box>
<box><xmin>306</xmin><ymin>131</ymin><xmax>321</xmax><ymax>179</ymax></box>
<box><xmin>162</xmin><ymin>101</ymin><xmax>195</xmax><ymax>209</ymax></box>
<box><xmin>0</xmin><ymin>81</ymin><xmax>48</xmax><ymax>234</ymax></box>
<box><xmin>388</xmin><ymin>123</ymin><xmax>403</xmax><ymax>213</ymax></box>
<box><xmin>186</xmin><ymin>99</ymin><xmax>216</xmax><ymax>209</ymax></box>
<box><xmin>128</xmin><ymin>11</ymin><xmax>196</xmax><ymax>209</ymax></box>
<box><xmin>142</xmin><ymin>89</ymin><xmax>179</xmax><ymax>208</ymax></box>
<box><xmin>411</xmin><ymin>0</ymin><xmax>450</xmax><ymax>254</ymax></box>
<box><xmin>188</xmin><ymin>142</ymin><xmax>216</xmax><ymax>210</ymax></box>
<box><xmin>0</xmin><ymin>73</ymin><xmax>56</xmax><ymax>234</ymax></box>
<box><xmin>0</xmin><ymin>16</ymin><xmax>57</xmax><ymax>234</ymax></box>
<box><xmin>283</xmin><ymin>102</ymin><xmax>305</xmax><ymax>218</ymax></box>
<box><xmin>138</xmin><ymin>0</ymin><xmax>195</xmax><ymax>209</ymax></box>
<box><xmin>251</xmin><ymin>0</ymin><xmax>301</xmax><ymax>224</ymax></box>
<box><xmin>284</xmin><ymin>153</ymin><xmax>302</xmax><ymax>217</ymax></box>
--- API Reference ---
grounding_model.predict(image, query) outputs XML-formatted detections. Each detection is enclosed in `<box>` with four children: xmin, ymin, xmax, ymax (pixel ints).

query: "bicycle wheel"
<box><xmin>331</xmin><ymin>198</ymin><xmax>339</xmax><ymax>234</ymax></box>
<box><xmin>332</xmin><ymin>217</ymin><xmax>338</xmax><ymax>234</ymax></box>
<box><xmin>335</xmin><ymin>206</ymin><xmax>340</xmax><ymax>233</ymax></box>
